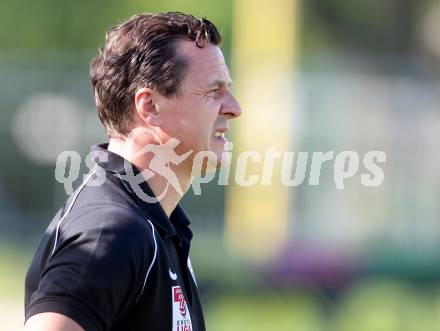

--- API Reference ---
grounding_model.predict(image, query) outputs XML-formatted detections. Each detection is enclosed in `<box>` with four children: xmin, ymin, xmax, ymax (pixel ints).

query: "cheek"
<box><xmin>167</xmin><ymin>98</ymin><xmax>219</xmax><ymax>141</ymax></box>
<box><xmin>162</xmin><ymin>108</ymin><xmax>193</xmax><ymax>136</ymax></box>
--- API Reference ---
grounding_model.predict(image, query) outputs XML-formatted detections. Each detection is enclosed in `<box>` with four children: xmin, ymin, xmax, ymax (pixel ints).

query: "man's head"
<box><xmin>91</xmin><ymin>12</ymin><xmax>241</xmax><ymax>164</ymax></box>
<box><xmin>90</xmin><ymin>12</ymin><xmax>221</xmax><ymax>136</ymax></box>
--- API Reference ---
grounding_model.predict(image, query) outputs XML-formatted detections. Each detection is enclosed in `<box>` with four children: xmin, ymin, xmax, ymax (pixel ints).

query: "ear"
<box><xmin>134</xmin><ymin>87</ymin><xmax>162</xmax><ymax>127</ymax></box>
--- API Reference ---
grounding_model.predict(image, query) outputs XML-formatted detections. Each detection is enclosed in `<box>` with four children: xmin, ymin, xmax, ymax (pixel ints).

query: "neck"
<box><xmin>108</xmin><ymin>137</ymin><xmax>192</xmax><ymax>217</ymax></box>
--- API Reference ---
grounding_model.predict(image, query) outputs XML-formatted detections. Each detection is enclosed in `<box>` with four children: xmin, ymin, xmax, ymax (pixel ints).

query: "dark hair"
<box><xmin>90</xmin><ymin>12</ymin><xmax>221</xmax><ymax>136</ymax></box>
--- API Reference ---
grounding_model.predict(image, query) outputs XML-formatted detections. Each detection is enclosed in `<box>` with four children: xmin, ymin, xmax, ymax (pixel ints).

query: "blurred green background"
<box><xmin>1</xmin><ymin>0</ymin><xmax>440</xmax><ymax>330</ymax></box>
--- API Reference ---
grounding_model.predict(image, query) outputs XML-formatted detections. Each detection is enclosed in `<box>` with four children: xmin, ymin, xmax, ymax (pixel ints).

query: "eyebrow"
<box><xmin>207</xmin><ymin>79</ymin><xmax>233</xmax><ymax>89</ymax></box>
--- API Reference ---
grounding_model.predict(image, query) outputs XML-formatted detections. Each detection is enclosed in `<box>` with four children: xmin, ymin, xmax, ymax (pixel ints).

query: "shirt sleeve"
<box><xmin>25</xmin><ymin>206</ymin><xmax>155</xmax><ymax>331</ymax></box>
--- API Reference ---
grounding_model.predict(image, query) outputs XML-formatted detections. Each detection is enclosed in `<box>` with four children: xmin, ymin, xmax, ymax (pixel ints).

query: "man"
<box><xmin>24</xmin><ymin>12</ymin><xmax>241</xmax><ymax>331</ymax></box>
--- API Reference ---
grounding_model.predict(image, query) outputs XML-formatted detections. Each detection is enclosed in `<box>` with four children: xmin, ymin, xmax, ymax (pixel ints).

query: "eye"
<box><xmin>207</xmin><ymin>87</ymin><xmax>221</xmax><ymax>98</ymax></box>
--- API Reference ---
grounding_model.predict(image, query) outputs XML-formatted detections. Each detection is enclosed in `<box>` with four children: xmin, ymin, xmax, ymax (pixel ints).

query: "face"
<box><xmin>157</xmin><ymin>40</ymin><xmax>241</xmax><ymax>167</ymax></box>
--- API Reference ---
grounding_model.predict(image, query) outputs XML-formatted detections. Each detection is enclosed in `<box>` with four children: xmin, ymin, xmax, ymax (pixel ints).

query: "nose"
<box><xmin>220</xmin><ymin>92</ymin><xmax>242</xmax><ymax>119</ymax></box>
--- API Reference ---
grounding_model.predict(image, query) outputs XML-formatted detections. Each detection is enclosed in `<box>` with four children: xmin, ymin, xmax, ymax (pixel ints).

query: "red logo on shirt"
<box><xmin>173</xmin><ymin>287</ymin><xmax>187</xmax><ymax>317</ymax></box>
<box><xmin>172</xmin><ymin>286</ymin><xmax>192</xmax><ymax>331</ymax></box>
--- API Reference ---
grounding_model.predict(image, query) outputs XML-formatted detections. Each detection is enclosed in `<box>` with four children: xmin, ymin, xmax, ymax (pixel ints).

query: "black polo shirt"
<box><xmin>25</xmin><ymin>144</ymin><xmax>205</xmax><ymax>331</ymax></box>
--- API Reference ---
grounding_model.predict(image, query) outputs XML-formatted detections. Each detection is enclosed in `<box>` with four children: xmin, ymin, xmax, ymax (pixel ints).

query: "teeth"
<box><xmin>214</xmin><ymin>132</ymin><xmax>225</xmax><ymax>138</ymax></box>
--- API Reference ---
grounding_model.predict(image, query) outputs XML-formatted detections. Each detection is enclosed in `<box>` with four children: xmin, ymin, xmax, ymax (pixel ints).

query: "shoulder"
<box><xmin>47</xmin><ymin>198</ymin><xmax>158</xmax><ymax>299</ymax></box>
<box><xmin>50</xmin><ymin>178</ymin><xmax>158</xmax><ymax>264</ymax></box>
<box><xmin>58</xmin><ymin>172</ymin><xmax>154</xmax><ymax>241</ymax></box>
<box><xmin>55</xmin><ymin>203</ymin><xmax>156</xmax><ymax>257</ymax></box>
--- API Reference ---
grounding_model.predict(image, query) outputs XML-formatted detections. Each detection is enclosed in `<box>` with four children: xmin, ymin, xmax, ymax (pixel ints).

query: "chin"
<box><xmin>210</xmin><ymin>143</ymin><xmax>229</xmax><ymax>165</ymax></box>
<box><xmin>187</xmin><ymin>137</ymin><xmax>228</xmax><ymax>172</ymax></box>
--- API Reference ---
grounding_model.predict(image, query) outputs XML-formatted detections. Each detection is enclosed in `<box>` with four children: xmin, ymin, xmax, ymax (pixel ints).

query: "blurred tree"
<box><xmin>303</xmin><ymin>0</ymin><xmax>431</xmax><ymax>54</ymax></box>
<box><xmin>0</xmin><ymin>0</ymin><xmax>232</xmax><ymax>56</ymax></box>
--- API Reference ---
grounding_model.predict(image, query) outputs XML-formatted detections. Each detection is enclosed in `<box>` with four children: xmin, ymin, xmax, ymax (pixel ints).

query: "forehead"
<box><xmin>176</xmin><ymin>40</ymin><xmax>231</xmax><ymax>86</ymax></box>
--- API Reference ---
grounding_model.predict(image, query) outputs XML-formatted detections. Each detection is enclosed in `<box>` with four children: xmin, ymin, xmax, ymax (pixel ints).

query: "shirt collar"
<box><xmin>90</xmin><ymin>143</ymin><xmax>193</xmax><ymax>243</ymax></box>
